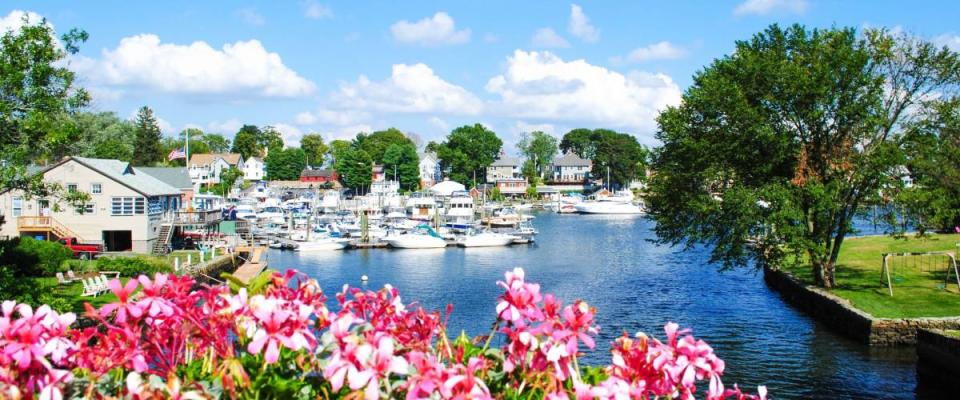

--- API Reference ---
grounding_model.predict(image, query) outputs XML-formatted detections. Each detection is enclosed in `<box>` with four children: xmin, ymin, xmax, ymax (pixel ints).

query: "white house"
<box><xmin>418</xmin><ymin>152</ymin><xmax>441</xmax><ymax>189</ymax></box>
<box><xmin>243</xmin><ymin>156</ymin><xmax>265</xmax><ymax>181</ymax></box>
<box><xmin>0</xmin><ymin>157</ymin><xmax>183</xmax><ymax>253</ymax></box>
<box><xmin>188</xmin><ymin>153</ymin><xmax>244</xmax><ymax>188</ymax></box>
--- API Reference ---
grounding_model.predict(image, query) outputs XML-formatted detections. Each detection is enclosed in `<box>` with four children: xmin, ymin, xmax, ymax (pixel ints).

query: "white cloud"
<box><xmin>485</xmin><ymin>50</ymin><xmax>682</xmax><ymax>138</ymax></box>
<box><xmin>531</xmin><ymin>28</ymin><xmax>570</xmax><ymax>48</ymax></box>
<box><xmin>302</xmin><ymin>0</ymin><xmax>333</xmax><ymax>19</ymax></box>
<box><xmin>74</xmin><ymin>34</ymin><xmax>315</xmax><ymax>98</ymax></box>
<box><xmin>568</xmin><ymin>4</ymin><xmax>598</xmax><ymax>42</ymax></box>
<box><xmin>237</xmin><ymin>8</ymin><xmax>265</xmax><ymax>26</ymax></box>
<box><xmin>335</xmin><ymin>63</ymin><xmax>483</xmax><ymax>115</ymax></box>
<box><xmin>207</xmin><ymin>119</ymin><xmax>243</xmax><ymax>134</ymax></box>
<box><xmin>620</xmin><ymin>41</ymin><xmax>687</xmax><ymax>63</ymax></box>
<box><xmin>296</xmin><ymin>109</ymin><xmax>371</xmax><ymax>127</ymax></box>
<box><xmin>934</xmin><ymin>33</ymin><xmax>960</xmax><ymax>51</ymax></box>
<box><xmin>0</xmin><ymin>9</ymin><xmax>45</xmax><ymax>33</ymax></box>
<box><xmin>514</xmin><ymin>121</ymin><xmax>556</xmax><ymax>136</ymax></box>
<box><xmin>733</xmin><ymin>0</ymin><xmax>808</xmax><ymax>16</ymax></box>
<box><xmin>272</xmin><ymin>123</ymin><xmax>304</xmax><ymax>147</ymax></box>
<box><xmin>295</xmin><ymin>112</ymin><xmax>318</xmax><ymax>125</ymax></box>
<box><xmin>428</xmin><ymin>116</ymin><xmax>450</xmax><ymax>132</ymax></box>
<box><xmin>390</xmin><ymin>12</ymin><xmax>471</xmax><ymax>46</ymax></box>
<box><xmin>483</xmin><ymin>33</ymin><xmax>499</xmax><ymax>43</ymax></box>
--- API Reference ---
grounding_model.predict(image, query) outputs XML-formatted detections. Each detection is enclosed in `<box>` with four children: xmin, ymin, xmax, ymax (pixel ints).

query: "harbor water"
<box><xmin>269</xmin><ymin>212</ymin><xmax>920</xmax><ymax>399</ymax></box>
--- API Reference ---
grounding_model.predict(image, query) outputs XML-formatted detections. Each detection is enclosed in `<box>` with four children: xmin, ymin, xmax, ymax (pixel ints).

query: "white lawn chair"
<box><xmin>81</xmin><ymin>278</ymin><xmax>98</xmax><ymax>297</ymax></box>
<box><xmin>66</xmin><ymin>270</ymin><xmax>78</xmax><ymax>282</ymax></box>
<box><xmin>56</xmin><ymin>272</ymin><xmax>67</xmax><ymax>285</ymax></box>
<box><xmin>96</xmin><ymin>276</ymin><xmax>109</xmax><ymax>295</ymax></box>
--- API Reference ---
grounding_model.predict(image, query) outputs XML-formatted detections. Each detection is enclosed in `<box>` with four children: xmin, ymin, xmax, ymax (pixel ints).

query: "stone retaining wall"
<box><xmin>763</xmin><ymin>267</ymin><xmax>960</xmax><ymax>345</ymax></box>
<box><xmin>916</xmin><ymin>329</ymin><xmax>960</xmax><ymax>388</ymax></box>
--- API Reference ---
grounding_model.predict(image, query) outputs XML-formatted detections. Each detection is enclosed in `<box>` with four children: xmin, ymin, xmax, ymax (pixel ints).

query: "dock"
<box><xmin>233</xmin><ymin>246</ymin><xmax>268</xmax><ymax>284</ymax></box>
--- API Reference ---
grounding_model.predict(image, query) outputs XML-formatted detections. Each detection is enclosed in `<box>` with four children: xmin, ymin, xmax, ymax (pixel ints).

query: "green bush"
<box><xmin>96</xmin><ymin>256</ymin><xmax>171</xmax><ymax>277</ymax></box>
<box><xmin>0</xmin><ymin>237</ymin><xmax>74</xmax><ymax>276</ymax></box>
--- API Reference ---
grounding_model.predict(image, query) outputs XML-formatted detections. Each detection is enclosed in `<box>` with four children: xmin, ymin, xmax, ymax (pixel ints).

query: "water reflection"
<box><xmin>269</xmin><ymin>212</ymin><xmax>922</xmax><ymax>399</ymax></box>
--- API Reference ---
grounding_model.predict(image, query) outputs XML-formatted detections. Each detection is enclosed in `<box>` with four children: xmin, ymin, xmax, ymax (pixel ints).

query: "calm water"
<box><xmin>269</xmin><ymin>212</ymin><xmax>925</xmax><ymax>399</ymax></box>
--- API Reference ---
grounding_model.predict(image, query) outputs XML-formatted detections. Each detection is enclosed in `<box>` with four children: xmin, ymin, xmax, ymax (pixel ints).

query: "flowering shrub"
<box><xmin>0</xmin><ymin>268</ymin><xmax>768</xmax><ymax>399</ymax></box>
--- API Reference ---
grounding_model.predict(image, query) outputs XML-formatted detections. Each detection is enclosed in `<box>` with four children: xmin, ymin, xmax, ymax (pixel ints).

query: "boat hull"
<box><xmin>383</xmin><ymin>236</ymin><xmax>447</xmax><ymax>249</ymax></box>
<box><xmin>295</xmin><ymin>239</ymin><xmax>349</xmax><ymax>251</ymax></box>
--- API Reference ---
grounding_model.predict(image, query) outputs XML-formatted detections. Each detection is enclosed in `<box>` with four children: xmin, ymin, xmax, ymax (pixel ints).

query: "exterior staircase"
<box><xmin>17</xmin><ymin>216</ymin><xmax>85</xmax><ymax>242</ymax></box>
<box><xmin>152</xmin><ymin>224</ymin><xmax>173</xmax><ymax>255</ymax></box>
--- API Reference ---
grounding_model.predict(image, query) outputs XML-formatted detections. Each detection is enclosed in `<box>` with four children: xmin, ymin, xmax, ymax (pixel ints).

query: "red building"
<box><xmin>300</xmin><ymin>169</ymin><xmax>338</xmax><ymax>183</ymax></box>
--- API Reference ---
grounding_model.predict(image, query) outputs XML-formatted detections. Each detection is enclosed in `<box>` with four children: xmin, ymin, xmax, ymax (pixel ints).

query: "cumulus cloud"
<box><xmin>296</xmin><ymin>109</ymin><xmax>371</xmax><ymax>127</ymax></box>
<box><xmin>733</xmin><ymin>0</ymin><xmax>808</xmax><ymax>16</ymax></box>
<box><xmin>207</xmin><ymin>119</ymin><xmax>243</xmax><ymax>134</ymax></box>
<box><xmin>934</xmin><ymin>33</ymin><xmax>960</xmax><ymax>51</ymax></box>
<box><xmin>485</xmin><ymin>50</ymin><xmax>681</xmax><ymax>137</ymax></box>
<box><xmin>302</xmin><ymin>0</ymin><xmax>333</xmax><ymax>19</ymax></box>
<box><xmin>514</xmin><ymin>121</ymin><xmax>556</xmax><ymax>136</ymax></box>
<box><xmin>568</xmin><ymin>4</ymin><xmax>598</xmax><ymax>42</ymax></box>
<box><xmin>237</xmin><ymin>8</ymin><xmax>265</xmax><ymax>26</ymax></box>
<box><xmin>619</xmin><ymin>41</ymin><xmax>687</xmax><ymax>63</ymax></box>
<box><xmin>334</xmin><ymin>63</ymin><xmax>483</xmax><ymax>115</ymax></box>
<box><xmin>531</xmin><ymin>28</ymin><xmax>570</xmax><ymax>48</ymax></box>
<box><xmin>272</xmin><ymin>123</ymin><xmax>305</xmax><ymax>146</ymax></box>
<box><xmin>0</xmin><ymin>9</ymin><xmax>45</xmax><ymax>33</ymax></box>
<box><xmin>73</xmin><ymin>34</ymin><xmax>315</xmax><ymax>98</ymax></box>
<box><xmin>390</xmin><ymin>12</ymin><xmax>470</xmax><ymax>46</ymax></box>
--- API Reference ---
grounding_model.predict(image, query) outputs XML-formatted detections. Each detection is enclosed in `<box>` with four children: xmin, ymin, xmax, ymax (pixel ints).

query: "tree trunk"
<box><xmin>810</xmin><ymin>253</ymin><xmax>836</xmax><ymax>289</ymax></box>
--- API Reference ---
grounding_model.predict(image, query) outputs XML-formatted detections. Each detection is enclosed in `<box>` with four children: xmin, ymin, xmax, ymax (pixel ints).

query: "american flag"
<box><xmin>167</xmin><ymin>147</ymin><xmax>186</xmax><ymax>161</ymax></box>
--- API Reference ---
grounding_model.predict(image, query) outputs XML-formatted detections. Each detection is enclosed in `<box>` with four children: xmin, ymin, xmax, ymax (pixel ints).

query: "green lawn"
<box><xmin>31</xmin><ymin>276</ymin><xmax>125</xmax><ymax>313</ymax></box>
<box><xmin>784</xmin><ymin>233</ymin><xmax>960</xmax><ymax>318</ymax></box>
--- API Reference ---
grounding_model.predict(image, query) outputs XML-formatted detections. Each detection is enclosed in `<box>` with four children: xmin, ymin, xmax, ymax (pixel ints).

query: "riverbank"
<box><xmin>781</xmin><ymin>233</ymin><xmax>960</xmax><ymax>318</ymax></box>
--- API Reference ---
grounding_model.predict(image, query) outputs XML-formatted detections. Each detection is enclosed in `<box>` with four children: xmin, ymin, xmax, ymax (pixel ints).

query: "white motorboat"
<box><xmin>406</xmin><ymin>193</ymin><xmax>437</xmax><ymax>221</ymax></box>
<box><xmin>458</xmin><ymin>230</ymin><xmax>518</xmax><ymax>247</ymax></box>
<box><xmin>445</xmin><ymin>191</ymin><xmax>475</xmax><ymax>229</ymax></box>
<box><xmin>258</xmin><ymin>206</ymin><xmax>285</xmax><ymax>223</ymax></box>
<box><xmin>383</xmin><ymin>226</ymin><xmax>447</xmax><ymax>249</ymax></box>
<box><xmin>574</xmin><ymin>190</ymin><xmax>644</xmax><ymax>214</ymax></box>
<box><xmin>234</xmin><ymin>204</ymin><xmax>258</xmax><ymax>221</ymax></box>
<box><xmin>295</xmin><ymin>237</ymin><xmax>350</xmax><ymax>251</ymax></box>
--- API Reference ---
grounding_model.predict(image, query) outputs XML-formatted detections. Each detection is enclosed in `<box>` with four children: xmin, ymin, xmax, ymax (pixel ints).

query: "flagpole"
<box><xmin>185</xmin><ymin>129</ymin><xmax>190</xmax><ymax>166</ymax></box>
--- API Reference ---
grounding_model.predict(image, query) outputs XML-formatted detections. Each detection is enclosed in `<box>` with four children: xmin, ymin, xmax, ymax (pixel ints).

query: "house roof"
<box><xmin>138</xmin><ymin>167</ymin><xmax>192</xmax><ymax>190</ymax></box>
<box><xmin>72</xmin><ymin>157</ymin><xmax>181</xmax><ymax>196</ymax></box>
<box><xmin>552</xmin><ymin>151</ymin><xmax>591</xmax><ymax>167</ymax></box>
<box><xmin>300</xmin><ymin>169</ymin><xmax>337</xmax><ymax>178</ymax></box>
<box><xmin>189</xmin><ymin>153</ymin><xmax>243</xmax><ymax>166</ymax></box>
<box><xmin>247</xmin><ymin>156</ymin><xmax>263</xmax><ymax>163</ymax></box>
<box><xmin>418</xmin><ymin>151</ymin><xmax>437</xmax><ymax>162</ymax></box>
<box><xmin>490</xmin><ymin>155</ymin><xmax>522</xmax><ymax>167</ymax></box>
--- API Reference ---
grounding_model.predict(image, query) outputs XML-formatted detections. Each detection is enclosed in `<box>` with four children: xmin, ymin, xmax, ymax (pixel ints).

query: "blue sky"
<box><xmin>4</xmin><ymin>1</ymin><xmax>960</xmax><ymax>151</ymax></box>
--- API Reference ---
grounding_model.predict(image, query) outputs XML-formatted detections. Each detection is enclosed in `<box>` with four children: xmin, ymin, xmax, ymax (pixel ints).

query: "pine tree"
<box><xmin>132</xmin><ymin>106</ymin><xmax>162</xmax><ymax>166</ymax></box>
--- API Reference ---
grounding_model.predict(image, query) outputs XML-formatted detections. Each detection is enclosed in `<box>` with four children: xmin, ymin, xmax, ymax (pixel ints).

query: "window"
<box><xmin>12</xmin><ymin>197</ymin><xmax>22</xmax><ymax>217</ymax></box>
<box><xmin>91</xmin><ymin>183</ymin><xmax>102</xmax><ymax>194</ymax></box>
<box><xmin>75</xmin><ymin>203</ymin><xmax>95</xmax><ymax>215</ymax></box>
<box><xmin>148</xmin><ymin>197</ymin><xmax>162</xmax><ymax>215</ymax></box>
<box><xmin>111</xmin><ymin>197</ymin><xmax>145</xmax><ymax>215</ymax></box>
<box><xmin>66</xmin><ymin>183</ymin><xmax>78</xmax><ymax>192</ymax></box>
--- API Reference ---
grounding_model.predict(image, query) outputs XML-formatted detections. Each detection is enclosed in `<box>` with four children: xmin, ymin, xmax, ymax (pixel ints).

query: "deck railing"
<box><xmin>17</xmin><ymin>216</ymin><xmax>83</xmax><ymax>240</ymax></box>
<box><xmin>170</xmin><ymin>209</ymin><xmax>222</xmax><ymax>225</ymax></box>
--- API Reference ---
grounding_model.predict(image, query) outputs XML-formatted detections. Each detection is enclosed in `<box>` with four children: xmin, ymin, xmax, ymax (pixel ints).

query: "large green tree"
<box><xmin>354</xmin><ymin>128</ymin><xmax>414</xmax><ymax>163</ymax></box>
<box><xmin>329</xmin><ymin>139</ymin><xmax>352</xmax><ymax>164</ymax></box>
<box><xmin>887</xmin><ymin>98</ymin><xmax>960</xmax><ymax>235</ymax></box>
<box><xmin>203</xmin><ymin>133</ymin><xmax>231</xmax><ymax>153</ymax></box>
<box><xmin>335</xmin><ymin>148</ymin><xmax>373</xmax><ymax>191</ymax></box>
<box><xmin>131</xmin><ymin>106</ymin><xmax>163</xmax><ymax>166</ymax></box>
<box><xmin>259</xmin><ymin>126</ymin><xmax>284</xmax><ymax>153</ymax></box>
<box><xmin>300</xmin><ymin>133</ymin><xmax>329</xmax><ymax>167</ymax></box>
<box><xmin>647</xmin><ymin>25</ymin><xmax>960</xmax><ymax>288</ymax></box>
<box><xmin>517</xmin><ymin>131</ymin><xmax>559</xmax><ymax>180</ymax></box>
<box><xmin>231</xmin><ymin>125</ymin><xmax>261</xmax><ymax>159</ymax></box>
<box><xmin>559</xmin><ymin>128</ymin><xmax>598</xmax><ymax>160</ymax></box>
<box><xmin>62</xmin><ymin>112</ymin><xmax>137</xmax><ymax>161</ymax></box>
<box><xmin>557</xmin><ymin>128</ymin><xmax>646</xmax><ymax>187</ymax></box>
<box><xmin>264</xmin><ymin>147</ymin><xmax>306</xmax><ymax>181</ymax></box>
<box><xmin>382</xmin><ymin>142</ymin><xmax>420</xmax><ymax>190</ymax></box>
<box><xmin>435</xmin><ymin>124</ymin><xmax>503</xmax><ymax>185</ymax></box>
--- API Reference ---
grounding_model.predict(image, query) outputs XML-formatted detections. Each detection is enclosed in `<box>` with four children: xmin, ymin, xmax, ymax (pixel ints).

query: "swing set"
<box><xmin>880</xmin><ymin>251</ymin><xmax>960</xmax><ymax>296</ymax></box>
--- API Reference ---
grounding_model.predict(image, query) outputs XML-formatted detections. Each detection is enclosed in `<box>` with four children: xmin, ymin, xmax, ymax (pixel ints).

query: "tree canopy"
<box><xmin>435</xmin><ymin>124</ymin><xmax>503</xmax><ymax>185</ymax></box>
<box><xmin>382</xmin><ymin>142</ymin><xmax>420</xmax><ymax>191</ymax></box>
<box><xmin>354</xmin><ymin>128</ymin><xmax>415</xmax><ymax>164</ymax></box>
<box><xmin>516</xmin><ymin>131</ymin><xmax>558</xmax><ymax>180</ymax></box>
<box><xmin>231</xmin><ymin>125</ymin><xmax>262</xmax><ymax>159</ymax></box>
<box><xmin>558</xmin><ymin>129</ymin><xmax>646</xmax><ymax>187</ymax></box>
<box><xmin>646</xmin><ymin>24</ymin><xmax>960</xmax><ymax>288</ymax></box>
<box><xmin>335</xmin><ymin>148</ymin><xmax>373</xmax><ymax>191</ymax></box>
<box><xmin>300</xmin><ymin>133</ymin><xmax>329</xmax><ymax>167</ymax></box>
<box><xmin>131</xmin><ymin>106</ymin><xmax>162</xmax><ymax>166</ymax></box>
<box><xmin>265</xmin><ymin>147</ymin><xmax>306</xmax><ymax>181</ymax></box>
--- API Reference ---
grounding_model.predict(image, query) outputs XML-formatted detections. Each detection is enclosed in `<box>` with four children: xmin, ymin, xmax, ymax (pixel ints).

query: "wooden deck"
<box><xmin>232</xmin><ymin>246</ymin><xmax>268</xmax><ymax>284</ymax></box>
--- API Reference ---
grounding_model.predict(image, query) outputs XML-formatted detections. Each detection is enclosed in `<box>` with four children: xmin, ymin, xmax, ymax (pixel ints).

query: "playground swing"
<box><xmin>880</xmin><ymin>251</ymin><xmax>960</xmax><ymax>296</ymax></box>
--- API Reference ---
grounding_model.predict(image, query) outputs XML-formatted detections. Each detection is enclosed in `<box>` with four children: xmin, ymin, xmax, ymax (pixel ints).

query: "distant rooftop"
<box><xmin>552</xmin><ymin>151</ymin><xmax>591</xmax><ymax>167</ymax></box>
<box><xmin>138</xmin><ymin>167</ymin><xmax>192</xmax><ymax>190</ymax></box>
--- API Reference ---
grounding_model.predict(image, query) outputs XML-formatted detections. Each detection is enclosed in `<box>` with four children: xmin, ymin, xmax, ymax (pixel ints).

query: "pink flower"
<box><xmin>100</xmin><ymin>279</ymin><xmax>143</xmax><ymax>324</ymax></box>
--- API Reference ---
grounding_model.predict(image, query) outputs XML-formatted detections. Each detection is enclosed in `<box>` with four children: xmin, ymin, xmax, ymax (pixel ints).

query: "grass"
<box><xmin>783</xmin><ymin>233</ymin><xmax>960</xmax><ymax>318</ymax></box>
<box><xmin>31</xmin><ymin>276</ymin><xmax>126</xmax><ymax>313</ymax></box>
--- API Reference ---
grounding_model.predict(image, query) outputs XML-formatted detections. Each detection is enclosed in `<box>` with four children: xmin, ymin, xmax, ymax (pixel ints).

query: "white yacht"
<box><xmin>234</xmin><ymin>204</ymin><xmax>258</xmax><ymax>221</ymax></box>
<box><xmin>295</xmin><ymin>236</ymin><xmax>350</xmax><ymax>251</ymax></box>
<box><xmin>458</xmin><ymin>229</ymin><xmax>518</xmax><ymax>247</ymax></box>
<box><xmin>445</xmin><ymin>191</ymin><xmax>475</xmax><ymax>229</ymax></box>
<box><xmin>383</xmin><ymin>226</ymin><xmax>447</xmax><ymax>249</ymax></box>
<box><xmin>406</xmin><ymin>193</ymin><xmax>437</xmax><ymax>221</ymax></box>
<box><xmin>258</xmin><ymin>205</ymin><xmax>285</xmax><ymax>224</ymax></box>
<box><xmin>321</xmin><ymin>190</ymin><xmax>340</xmax><ymax>214</ymax></box>
<box><xmin>574</xmin><ymin>190</ymin><xmax>644</xmax><ymax>214</ymax></box>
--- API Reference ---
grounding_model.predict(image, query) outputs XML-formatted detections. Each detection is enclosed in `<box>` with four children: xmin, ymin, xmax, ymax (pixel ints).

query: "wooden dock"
<box><xmin>233</xmin><ymin>246</ymin><xmax>268</xmax><ymax>284</ymax></box>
